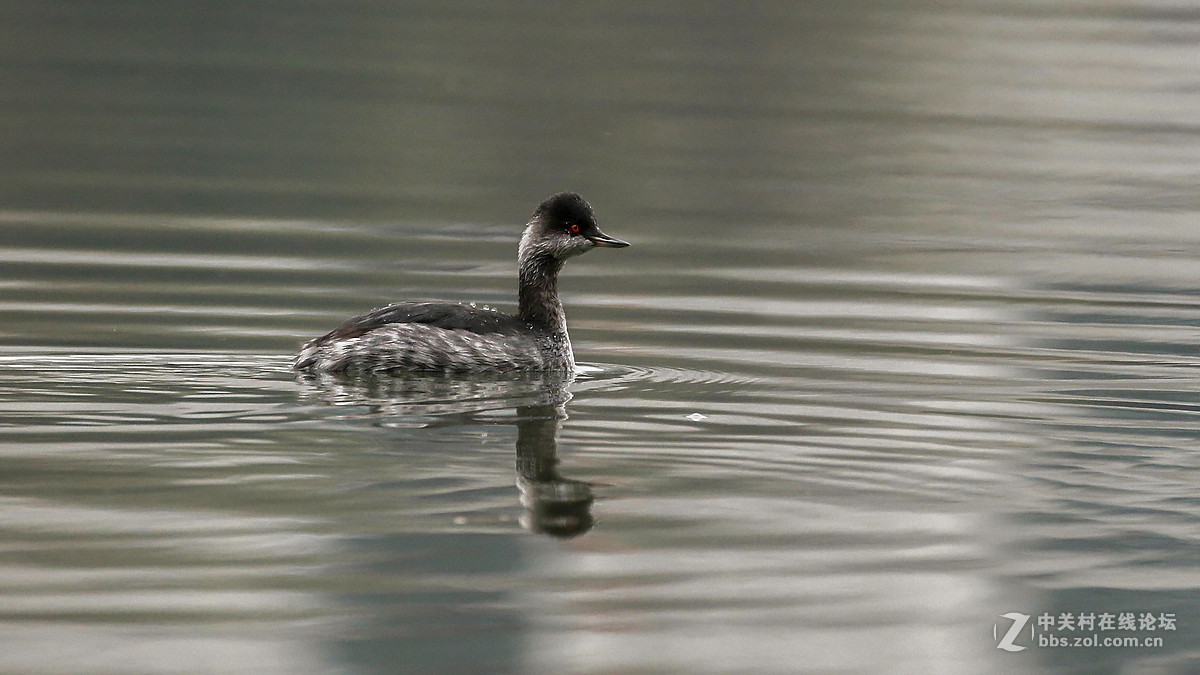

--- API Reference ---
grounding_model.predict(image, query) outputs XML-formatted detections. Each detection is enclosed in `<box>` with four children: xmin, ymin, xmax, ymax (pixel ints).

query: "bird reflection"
<box><xmin>514</xmin><ymin>405</ymin><xmax>594</xmax><ymax>537</ymax></box>
<box><xmin>297</xmin><ymin>369</ymin><xmax>594</xmax><ymax>537</ymax></box>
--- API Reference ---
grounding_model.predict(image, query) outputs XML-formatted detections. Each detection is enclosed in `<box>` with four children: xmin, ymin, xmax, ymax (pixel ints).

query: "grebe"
<box><xmin>294</xmin><ymin>192</ymin><xmax>628</xmax><ymax>373</ymax></box>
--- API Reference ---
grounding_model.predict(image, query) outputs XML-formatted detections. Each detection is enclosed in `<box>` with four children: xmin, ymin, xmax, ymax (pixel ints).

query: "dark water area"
<box><xmin>4</xmin><ymin>2</ymin><xmax>1200</xmax><ymax>673</ymax></box>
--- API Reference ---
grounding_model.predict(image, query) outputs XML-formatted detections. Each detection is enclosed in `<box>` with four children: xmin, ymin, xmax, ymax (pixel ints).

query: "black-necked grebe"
<box><xmin>294</xmin><ymin>192</ymin><xmax>629</xmax><ymax>373</ymax></box>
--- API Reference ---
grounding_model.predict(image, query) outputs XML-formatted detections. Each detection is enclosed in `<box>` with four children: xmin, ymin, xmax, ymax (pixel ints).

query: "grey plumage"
<box><xmin>294</xmin><ymin>192</ymin><xmax>628</xmax><ymax>373</ymax></box>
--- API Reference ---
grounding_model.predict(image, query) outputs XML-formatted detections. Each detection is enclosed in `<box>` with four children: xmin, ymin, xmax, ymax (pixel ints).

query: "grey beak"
<box><xmin>587</xmin><ymin>229</ymin><xmax>630</xmax><ymax>248</ymax></box>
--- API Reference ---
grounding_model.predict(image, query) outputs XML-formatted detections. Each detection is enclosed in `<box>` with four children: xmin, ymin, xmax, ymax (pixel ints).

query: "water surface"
<box><xmin>3</xmin><ymin>2</ymin><xmax>1200</xmax><ymax>674</ymax></box>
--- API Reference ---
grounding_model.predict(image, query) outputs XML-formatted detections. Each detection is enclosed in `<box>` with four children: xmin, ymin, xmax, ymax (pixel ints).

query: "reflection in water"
<box><xmin>297</xmin><ymin>369</ymin><xmax>595</xmax><ymax>538</ymax></box>
<box><xmin>514</xmin><ymin>405</ymin><xmax>593</xmax><ymax>538</ymax></box>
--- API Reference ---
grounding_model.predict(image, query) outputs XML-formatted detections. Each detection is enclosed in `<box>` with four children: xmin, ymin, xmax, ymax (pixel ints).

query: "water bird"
<box><xmin>295</xmin><ymin>192</ymin><xmax>628</xmax><ymax>373</ymax></box>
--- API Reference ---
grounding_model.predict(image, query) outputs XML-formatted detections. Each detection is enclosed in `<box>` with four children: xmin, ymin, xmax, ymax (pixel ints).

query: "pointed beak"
<box><xmin>587</xmin><ymin>229</ymin><xmax>630</xmax><ymax>248</ymax></box>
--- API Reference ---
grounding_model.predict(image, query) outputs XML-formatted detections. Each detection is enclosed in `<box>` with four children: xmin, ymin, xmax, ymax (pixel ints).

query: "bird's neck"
<box><xmin>518</xmin><ymin>254</ymin><xmax>567</xmax><ymax>332</ymax></box>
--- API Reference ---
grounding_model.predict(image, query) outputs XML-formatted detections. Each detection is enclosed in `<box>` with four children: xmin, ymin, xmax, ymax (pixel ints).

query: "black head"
<box><xmin>525</xmin><ymin>192</ymin><xmax>629</xmax><ymax>260</ymax></box>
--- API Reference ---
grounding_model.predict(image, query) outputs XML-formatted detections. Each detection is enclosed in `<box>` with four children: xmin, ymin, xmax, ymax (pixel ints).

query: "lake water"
<box><xmin>3</xmin><ymin>2</ymin><xmax>1200</xmax><ymax>673</ymax></box>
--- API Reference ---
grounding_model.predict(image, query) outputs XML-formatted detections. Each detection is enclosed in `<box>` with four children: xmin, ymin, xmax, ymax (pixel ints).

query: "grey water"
<box><xmin>3</xmin><ymin>2</ymin><xmax>1200</xmax><ymax>673</ymax></box>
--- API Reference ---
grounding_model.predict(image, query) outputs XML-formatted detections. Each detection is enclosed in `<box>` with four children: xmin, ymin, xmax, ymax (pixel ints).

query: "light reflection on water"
<box><xmin>4</xmin><ymin>0</ymin><xmax>1200</xmax><ymax>673</ymax></box>
<box><xmin>4</xmin><ymin>257</ymin><xmax>1198</xmax><ymax>673</ymax></box>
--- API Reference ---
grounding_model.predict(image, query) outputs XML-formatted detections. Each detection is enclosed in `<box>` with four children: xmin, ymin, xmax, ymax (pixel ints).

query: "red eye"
<box><xmin>569</xmin><ymin>223</ymin><xmax>581</xmax><ymax>234</ymax></box>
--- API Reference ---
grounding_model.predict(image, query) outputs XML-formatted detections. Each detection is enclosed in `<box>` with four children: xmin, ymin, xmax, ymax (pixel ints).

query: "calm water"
<box><xmin>3</xmin><ymin>2</ymin><xmax>1200</xmax><ymax>673</ymax></box>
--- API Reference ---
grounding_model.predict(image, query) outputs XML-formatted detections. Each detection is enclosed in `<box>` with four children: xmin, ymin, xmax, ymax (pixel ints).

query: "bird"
<box><xmin>294</xmin><ymin>192</ymin><xmax>628</xmax><ymax>373</ymax></box>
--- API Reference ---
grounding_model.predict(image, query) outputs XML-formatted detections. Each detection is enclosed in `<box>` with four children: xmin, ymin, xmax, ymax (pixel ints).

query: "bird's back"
<box><xmin>294</xmin><ymin>302</ymin><xmax>570</xmax><ymax>372</ymax></box>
